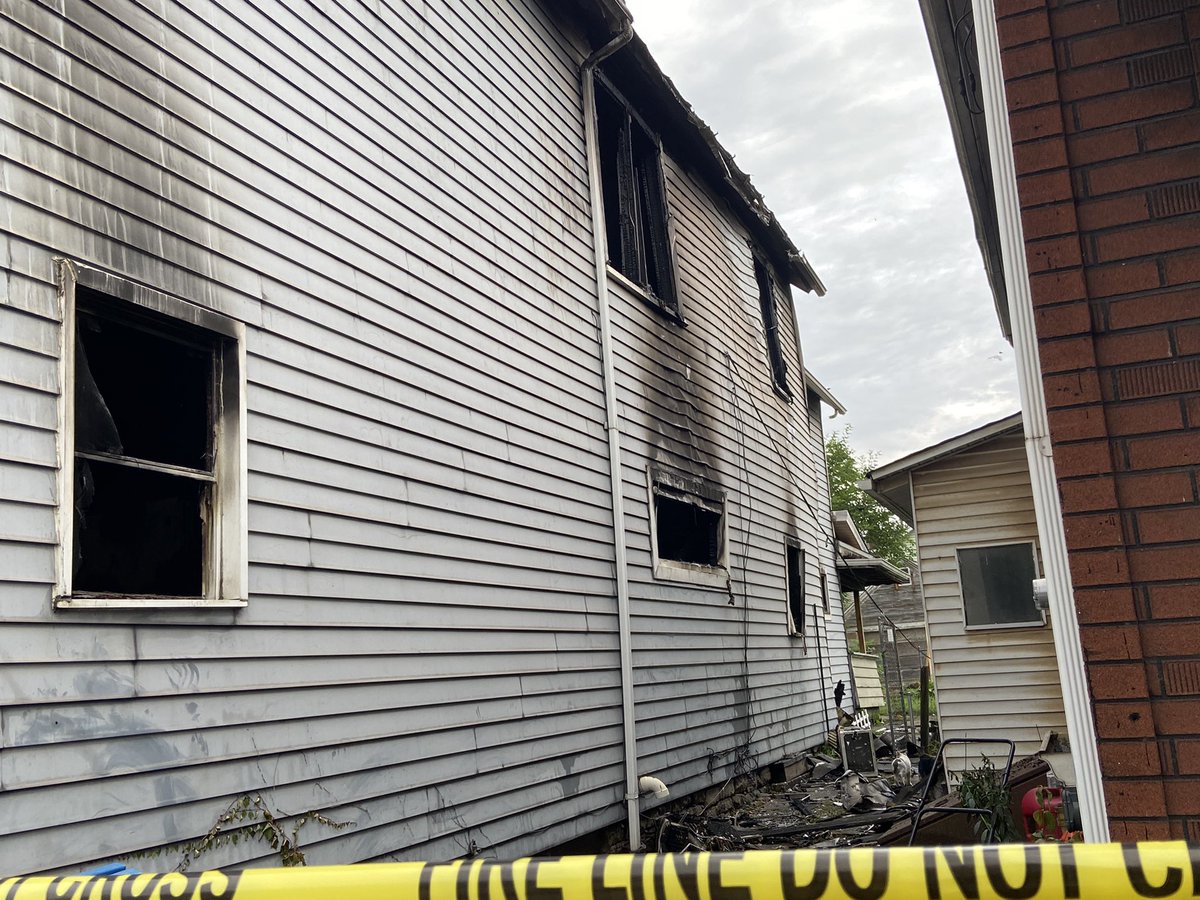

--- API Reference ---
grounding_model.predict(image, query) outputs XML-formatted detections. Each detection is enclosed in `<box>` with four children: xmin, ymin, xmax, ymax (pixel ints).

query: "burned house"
<box><xmin>0</xmin><ymin>0</ymin><xmax>849</xmax><ymax>873</ymax></box>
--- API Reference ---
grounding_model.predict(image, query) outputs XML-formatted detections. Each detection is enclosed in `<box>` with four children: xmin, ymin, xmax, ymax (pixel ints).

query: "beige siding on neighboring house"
<box><xmin>912</xmin><ymin>433</ymin><xmax>1066</xmax><ymax>766</ymax></box>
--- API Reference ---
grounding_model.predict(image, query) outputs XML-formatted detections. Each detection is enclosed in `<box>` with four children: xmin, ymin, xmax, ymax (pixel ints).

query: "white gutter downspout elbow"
<box><xmin>971</xmin><ymin>0</ymin><xmax>1109</xmax><ymax>841</ymax></box>
<box><xmin>580</xmin><ymin>22</ymin><xmax>641</xmax><ymax>850</ymax></box>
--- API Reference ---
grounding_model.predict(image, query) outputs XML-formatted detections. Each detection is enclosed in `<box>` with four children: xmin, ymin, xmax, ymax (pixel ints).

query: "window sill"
<box><xmin>607</xmin><ymin>266</ymin><xmax>685</xmax><ymax>326</ymax></box>
<box><xmin>963</xmin><ymin>617</ymin><xmax>1045</xmax><ymax>631</ymax></box>
<box><xmin>55</xmin><ymin>595</ymin><xmax>248</xmax><ymax>610</ymax></box>
<box><xmin>653</xmin><ymin>560</ymin><xmax>729</xmax><ymax>589</ymax></box>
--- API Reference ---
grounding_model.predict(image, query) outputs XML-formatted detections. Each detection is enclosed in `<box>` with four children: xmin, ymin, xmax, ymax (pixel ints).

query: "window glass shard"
<box><xmin>74</xmin><ymin>331</ymin><xmax>123</xmax><ymax>456</ymax></box>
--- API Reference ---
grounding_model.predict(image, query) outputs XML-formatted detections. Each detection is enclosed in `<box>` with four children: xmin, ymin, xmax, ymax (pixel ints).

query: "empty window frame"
<box><xmin>56</xmin><ymin>266</ymin><xmax>247</xmax><ymax>608</ymax></box>
<box><xmin>786</xmin><ymin>542</ymin><xmax>805</xmax><ymax>636</ymax></box>
<box><xmin>754</xmin><ymin>257</ymin><xmax>791</xmax><ymax>398</ymax></box>
<box><xmin>648</xmin><ymin>470</ymin><xmax>728</xmax><ymax>587</ymax></box>
<box><xmin>956</xmin><ymin>542</ymin><xmax>1042</xmax><ymax>628</ymax></box>
<box><xmin>595</xmin><ymin>77</ymin><xmax>679</xmax><ymax>317</ymax></box>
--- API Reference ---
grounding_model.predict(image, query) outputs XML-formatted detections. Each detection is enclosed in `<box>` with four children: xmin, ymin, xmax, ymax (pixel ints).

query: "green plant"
<box><xmin>955</xmin><ymin>755</ymin><xmax>1020</xmax><ymax>843</ymax></box>
<box><xmin>129</xmin><ymin>794</ymin><xmax>352</xmax><ymax>870</ymax></box>
<box><xmin>1030</xmin><ymin>786</ymin><xmax>1083</xmax><ymax>843</ymax></box>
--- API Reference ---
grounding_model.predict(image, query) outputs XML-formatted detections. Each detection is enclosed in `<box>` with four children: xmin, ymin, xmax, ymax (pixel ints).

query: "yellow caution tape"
<box><xmin>3</xmin><ymin>843</ymin><xmax>1198</xmax><ymax>900</ymax></box>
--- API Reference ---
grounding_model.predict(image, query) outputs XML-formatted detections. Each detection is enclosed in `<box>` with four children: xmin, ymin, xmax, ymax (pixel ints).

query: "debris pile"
<box><xmin>644</xmin><ymin>734</ymin><xmax>929</xmax><ymax>851</ymax></box>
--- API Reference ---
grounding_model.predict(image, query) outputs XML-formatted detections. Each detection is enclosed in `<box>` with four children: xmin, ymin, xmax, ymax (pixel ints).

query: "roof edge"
<box><xmin>605</xmin><ymin>35</ymin><xmax>825</xmax><ymax>295</ymax></box>
<box><xmin>867</xmin><ymin>411</ymin><xmax>1024</xmax><ymax>483</ymax></box>
<box><xmin>803</xmin><ymin>368</ymin><xmax>846</xmax><ymax>416</ymax></box>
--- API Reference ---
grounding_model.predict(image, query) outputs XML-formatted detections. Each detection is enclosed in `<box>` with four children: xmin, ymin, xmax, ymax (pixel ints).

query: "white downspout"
<box><xmin>580</xmin><ymin>23</ymin><xmax>641</xmax><ymax>850</ymax></box>
<box><xmin>971</xmin><ymin>0</ymin><xmax>1110</xmax><ymax>841</ymax></box>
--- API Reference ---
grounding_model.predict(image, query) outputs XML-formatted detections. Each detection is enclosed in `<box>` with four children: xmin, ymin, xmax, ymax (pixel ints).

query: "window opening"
<box><xmin>596</xmin><ymin>79</ymin><xmax>678</xmax><ymax>316</ymax></box>
<box><xmin>786</xmin><ymin>543</ymin><xmax>805</xmax><ymax>635</ymax></box>
<box><xmin>956</xmin><ymin>542</ymin><xmax>1041</xmax><ymax>627</ymax></box>
<box><xmin>68</xmin><ymin>287</ymin><xmax>234</xmax><ymax>600</ymax></box>
<box><xmin>755</xmin><ymin>257</ymin><xmax>790</xmax><ymax>397</ymax></box>
<box><xmin>655</xmin><ymin>489</ymin><xmax>722</xmax><ymax>566</ymax></box>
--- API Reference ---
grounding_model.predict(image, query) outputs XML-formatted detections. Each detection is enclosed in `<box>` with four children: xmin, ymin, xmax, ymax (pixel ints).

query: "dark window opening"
<box><xmin>787</xmin><ymin>544</ymin><xmax>805</xmax><ymax>635</ymax></box>
<box><xmin>755</xmin><ymin>258</ymin><xmax>790</xmax><ymax>397</ymax></box>
<box><xmin>655</xmin><ymin>491</ymin><xmax>722</xmax><ymax>566</ymax></box>
<box><xmin>596</xmin><ymin>79</ymin><xmax>678</xmax><ymax>316</ymax></box>
<box><xmin>957</xmin><ymin>543</ymin><xmax>1040</xmax><ymax>627</ymax></box>
<box><xmin>72</xmin><ymin>290</ymin><xmax>220</xmax><ymax>597</ymax></box>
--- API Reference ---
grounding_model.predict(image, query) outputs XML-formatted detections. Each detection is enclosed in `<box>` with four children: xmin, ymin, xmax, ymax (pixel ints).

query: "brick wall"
<box><xmin>993</xmin><ymin>0</ymin><xmax>1200</xmax><ymax>841</ymax></box>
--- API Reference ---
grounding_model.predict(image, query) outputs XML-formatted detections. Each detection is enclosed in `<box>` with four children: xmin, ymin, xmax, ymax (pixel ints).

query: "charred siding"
<box><xmin>609</xmin><ymin>156</ymin><xmax>848</xmax><ymax>799</ymax></box>
<box><xmin>0</xmin><ymin>0</ymin><xmax>620</xmax><ymax>872</ymax></box>
<box><xmin>0</xmin><ymin>0</ymin><xmax>843</xmax><ymax>873</ymax></box>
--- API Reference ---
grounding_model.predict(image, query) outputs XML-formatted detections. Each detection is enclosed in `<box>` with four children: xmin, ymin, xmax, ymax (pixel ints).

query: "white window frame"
<box><xmin>955</xmin><ymin>540</ymin><xmax>1045</xmax><ymax>631</ymax></box>
<box><xmin>647</xmin><ymin>468</ymin><xmax>729</xmax><ymax>589</ymax></box>
<box><xmin>54</xmin><ymin>262</ymin><xmax>248</xmax><ymax>609</ymax></box>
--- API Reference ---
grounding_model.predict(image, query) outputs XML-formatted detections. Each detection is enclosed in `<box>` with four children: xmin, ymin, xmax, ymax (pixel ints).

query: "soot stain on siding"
<box><xmin>49</xmin><ymin>5</ymin><xmax>220</xmax><ymax>278</ymax></box>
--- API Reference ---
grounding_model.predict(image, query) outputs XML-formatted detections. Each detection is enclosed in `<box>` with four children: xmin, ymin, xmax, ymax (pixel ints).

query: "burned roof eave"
<box><xmin>600</xmin><ymin>35</ymin><xmax>826</xmax><ymax>296</ymax></box>
<box><xmin>917</xmin><ymin>0</ymin><xmax>1011</xmax><ymax>339</ymax></box>
<box><xmin>558</xmin><ymin>0</ymin><xmax>633</xmax><ymax>46</ymax></box>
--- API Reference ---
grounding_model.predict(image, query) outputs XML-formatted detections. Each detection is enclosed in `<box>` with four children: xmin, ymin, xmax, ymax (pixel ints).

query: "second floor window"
<box><xmin>755</xmin><ymin>257</ymin><xmax>790</xmax><ymax>398</ymax></box>
<box><xmin>595</xmin><ymin>79</ymin><xmax>678</xmax><ymax>317</ymax></box>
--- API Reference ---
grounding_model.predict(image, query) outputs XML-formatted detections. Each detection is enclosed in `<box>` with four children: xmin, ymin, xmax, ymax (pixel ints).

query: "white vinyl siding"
<box><xmin>0</xmin><ymin>0</ymin><xmax>842</xmax><ymax>874</ymax></box>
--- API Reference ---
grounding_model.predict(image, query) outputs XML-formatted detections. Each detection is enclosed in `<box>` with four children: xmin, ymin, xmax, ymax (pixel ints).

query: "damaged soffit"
<box><xmin>560</xmin><ymin>0</ymin><xmax>825</xmax><ymax>296</ymax></box>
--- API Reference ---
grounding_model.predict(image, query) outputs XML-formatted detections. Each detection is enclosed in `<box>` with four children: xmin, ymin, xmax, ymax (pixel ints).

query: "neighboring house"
<box><xmin>920</xmin><ymin>0</ymin><xmax>1200</xmax><ymax>840</ymax></box>
<box><xmin>864</xmin><ymin>413</ymin><xmax>1069</xmax><ymax>765</ymax></box>
<box><xmin>0</xmin><ymin>0</ymin><xmax>849</xmax><ymax>874</ymax></box>
<box><xmin>830</xmin><ymin>510</ymin><xmax>909</xmax><ymax>713</ymax></box>
<box><xmin>870</xmin><ymin>567</ymin><xmax>929</xmax><ymax>690</ymax></box>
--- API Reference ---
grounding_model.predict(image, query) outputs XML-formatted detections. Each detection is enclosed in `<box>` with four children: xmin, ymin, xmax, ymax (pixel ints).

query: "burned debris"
<box><xmin>639</xmin><ymin>723</ymin><xmax>1060</xmax><ymax>852</ymax></box>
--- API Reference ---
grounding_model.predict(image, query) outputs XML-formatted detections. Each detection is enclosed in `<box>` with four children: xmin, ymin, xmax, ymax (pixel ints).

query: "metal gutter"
<box><xmin>970</xmin><ymin>0</ymin><xmax>1109</xmax><ymax>841</ymax></box>
<box><xmin>803</xmin><ymin>368</ymin><xmax>846</xmax><ymax>416</ymax></box>
<box><xmin>580</xmin><ymin>20</ymin><xmax>642</xmax><ymax>851</ymax></box>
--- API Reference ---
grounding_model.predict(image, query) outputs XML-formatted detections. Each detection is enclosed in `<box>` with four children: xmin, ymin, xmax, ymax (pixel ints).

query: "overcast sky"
<box><xmin>623</xmin><ymin>0</ymin><xmax>1020</xmax><ymax>464</ymax></box>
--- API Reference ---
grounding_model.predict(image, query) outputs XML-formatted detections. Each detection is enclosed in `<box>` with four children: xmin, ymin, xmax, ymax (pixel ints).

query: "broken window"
<box><xmin>649</xmin><ymin>472</ymin><xmax>727</xmax><ymax>586</ymax></box>
<box><xmin>755</xmin><ymin>257</ymin><xmax>790</xmax><ymax>398</ymax></box>
<box><xmin>58</xmin><ymin>271</ymin><xmax>246</xmax><ymax>608</ymax></box>
<box><xmin>956</xmin><ymin>542</ymin><xmax>1041</xmax><ymax>628</ymax></box>
<box><xmin>786</xmin><ymin>543</ymin><xmax>805</xmax><ymax>636</ymax></box>
<box><xmin>595</xmin><ymin>77</ymin><xmax>679</xmax><ymax>317</ymax></box>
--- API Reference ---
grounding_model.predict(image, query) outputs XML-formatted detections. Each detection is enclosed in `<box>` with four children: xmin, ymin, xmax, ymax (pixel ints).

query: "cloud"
<box><xmin>625</xmin><ymin>0</ymin><xmax>1019</xmax><ymax>461</ymax></box>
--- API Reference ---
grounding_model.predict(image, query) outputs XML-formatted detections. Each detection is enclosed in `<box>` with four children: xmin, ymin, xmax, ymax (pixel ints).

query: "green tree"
<box><xmin>826</xmin><ymin>428</ymin><xmax>915</xmax><ymax>567</ymax></box>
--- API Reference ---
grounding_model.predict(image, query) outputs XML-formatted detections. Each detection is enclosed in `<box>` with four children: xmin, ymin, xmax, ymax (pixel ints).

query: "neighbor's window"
<box><xmin>649</xmin><ymin>471</ymin><xmax>727</xmax><ymax>587</ymax></box>
<box><xmin>786</xmin><ymin>543</ymin><xmax>805</xmax><ymax>636</ymax></box>
<box><xmin>755</xmin><ymin>258</ymin><xmax>790</xmax><ymax>398</ymax></box>
<box><xmin>595</xmin><ymin>77</ymin><xmax>678</xmax><ymax>317</ymax></box>
<box><xmin>956</xmin><ymin>542</ymin><xmax>1041</xmax><ymax>628</ymax></box>
<box><xmin>57</xmin><ymin>268</ymin><xmax>246</xmax><ymax>608</ymax></box>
